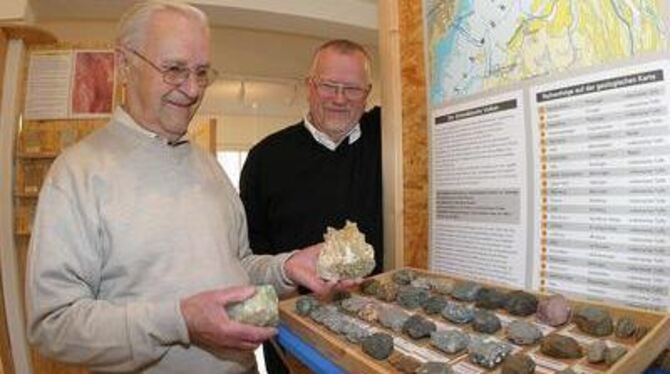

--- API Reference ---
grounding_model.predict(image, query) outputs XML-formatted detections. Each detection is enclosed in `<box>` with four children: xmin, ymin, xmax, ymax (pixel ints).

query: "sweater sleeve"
<box><xmin>26</xmin><ymin>178</ymin><xmax>189</xmax><ymax>372</ymax></box>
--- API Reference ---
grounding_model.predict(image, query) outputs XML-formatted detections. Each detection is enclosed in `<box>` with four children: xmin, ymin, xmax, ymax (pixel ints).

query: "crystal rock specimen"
<box><xmin>310</xmin><ymin>304</ymin><xmax>339</xmax><ymax>324</ymax></box>
<box><xmin>504</xmin><ymin>291</ymin><xmax>538</xmax><ymax>316</ymax></box>
<box><xmin>451</xmin><ymin>281</ymin><xmax>482</xmax><ymax>302</ymax></box>
<box><xmin>295</xmin><ymin>295</ymin><xmax>319</xmax><ymax>316</ymax></box>
<box><xmin>442</xmin><ymin>302</ymin><xmax>474</xmax><ymax>324</ymax></box>
<box><xmin>475</xmin><ymin>288</ymin><xmax>507</xmax><ymax>310</ymax></box>
<box><xmin>392</xmin><ymin>269</ymin><xmax>416</xmax><ymax>285</ymax></box>
<box><xmin>379</xmin><ymin>305</ymin><xmax>410</xmax><ymax>333</ymax></box>
<box><xmin>416</xmin><ymin>362</ymin><xmax>453</xmax><ymax>374</ymax></box>
<box><xmin>376</xmin><ymin>282</ymin><xmax>399</xmax><ymax>302</ymax></box>
<box><xmin>322</xmin><ymin>312</ymin><xmax>347</xmax><ymax>334</ymax></box>
<box><xmin>316</xmin><ymin>220</ymin><xmax>375</xmax><ymax>281</ymax></box>
<box><xmin>615</xmin><ymin>316</ymin><xmax>637</xmax><ymax>338</ymax></box>
<box><xmin>472</xmin><ymin>309</ymin><xmax>502</xmax><ymax>334</ymax></box>
<box><xmin>226</xmin><ymin>285</ymin><xmax>278</xmax><ymax>327</ymax></box>
<box><xmin>360</xmin><ymin>278</ymin><xmax>381</xmax><ymax>296</ymax></box>
<box><xmin>536</xmin><ymin>294</ymin><xmax>571</xmax><ymax>326</ymax></box>
<box><xmin>397</xmin><ymin>286</ymin><xmax>430</xmax><ymax>309</ymax></box>
<box><xmin>422</xmin><ymin>295</ymin><xmax>449</xmax><ymax>315</ymax></box>
<box><xmin>506</xmin><ymin>320</ymin><xmax>543</xmax><ymax>345</ymax></box>
<box><xmin>468</xmin><ymin>337</ymin><xmax>511</xmax><ymax>369</ymax></box>
<box><xmin>431</xmin><ymin>330</ymin><xmax>469</xmax><ymax>354</ymax></box>
<box><xmin>389</xmin><ymin>352</ymin><xmax>422</xmax><ymax>373</ymax></box>
<box><xmin>540</xmin><ymin>334</ymin><xmax>583</xmax><ymax>359</ymax></box>
<box><xmin>362</xmin><ymin>333</ymin><xmax>394</xmax><ymax>360</ymax></box>
<box><xmin>501</xmin><ymin>353</ymin><xmax>535</xmax><ymax>374</ymax></box>
<box><xmin>402</xmin><ymin>314</ymin><xmax>437</xmax><ymax>339</ymax></box>
<box><xmin>586</xmin><ymin>340</ymin><xmax>607</xmax><ymax>363</ymax></box>
<box><xmin>574</xmin><ymin>307</ymin><xmax>613</xmax><ymax>337</ymax></box>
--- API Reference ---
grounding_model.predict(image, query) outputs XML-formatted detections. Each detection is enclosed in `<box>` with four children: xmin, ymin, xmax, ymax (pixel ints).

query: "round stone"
<box><xmin>423</xmin><ymin>295</ymin><xmax>449</xmax><ymax>315</ymax></box>
<box><xmin>431</xmin><ymin>330</ymin><xmax>469</xmax><ymax>354</ymax></box>
<box><xmin>451</xmin><ymin>281</ymin><xmax>482</xmax><ymax>302</ymax></box>
<box><xmin>504</xmin><ymin>291</ymin><xmax>538</xmax><ymax>316</ymax></box>
<box><xmin>472</xmin><ymin>309</ymin><xmax>502</xmax><ymax>334</ymax></box>
<box><xmin>376</xmin><ymin>282</ymin><xmax>399</xmax><ymax>302</ymax></box>
<box><xmin>360</xmin><ymin>279</ymin><xmax>381</xmax><ymax>296</ymax></box>
<box><xmin>501</xmin><ymin>353</ymin><xmax>535</xmax><ymax>374</ymax></box>
<box><xmin>362</xmin><ymin>333</ymin><xmax>394</xmax><ymax>360</ymax></box>
<box><xmin>295</xmin><ymin>295</ymin><xmax>318</xmax><ymax>316</ymax></box>
<box><xmin>402</xmin><ymin>314</ymin><xmax>437</xmax><ymax>340</ymax></box>
<box><xmin>536</xmin><ymin>294</ymin><xmax>571</xmax><ymax>326</ymax></box>
<box><xmin>397</xmin><ymin>286</ymin><xmax>430</xmax><ymax>309</ymax></box>
<box><xmin>540</xmin><ymin>334</ymin><xmax>583</xmax><ymax>359</ymax></box>
<box><xmin>574</xmin><ymin>307</ymin><xmax>613</xmax><ymax>337</ymax></box>
<box><xmin>393</xmin><ymin>269</ymin><xmax>416</xmax><ymax>285</ymax></box>
<box><xmin>475</xmin><ymin>288</ymin><xmax>507</xmax><ymax>310</ymax></box>
<box><xmin>614</xmin><ymin>316</ymin><xmax>637</xmax><ymax>338</ymax></box>
<box><xmin>506</xmin><ymin>320</ymin><xmax>543</xmax><ymax>345</ymax></box>
<box><xmin>442</xmin><ymin>302</ymin><xmax>474</xmax><ymax>324</ymax></box>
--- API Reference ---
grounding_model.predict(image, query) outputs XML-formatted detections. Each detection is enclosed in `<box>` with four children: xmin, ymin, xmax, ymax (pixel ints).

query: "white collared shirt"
<box><xmin>303</xmin><ymin>115</ymin><xmax>361</xmax><ymax>151</ymax></box>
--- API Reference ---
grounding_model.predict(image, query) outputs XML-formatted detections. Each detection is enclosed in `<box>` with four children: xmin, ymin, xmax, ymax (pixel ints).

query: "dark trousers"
<box><xmin>263</xmin><ymin>341</ymin><xmax>290</xmax><ymax>374</ymax></box>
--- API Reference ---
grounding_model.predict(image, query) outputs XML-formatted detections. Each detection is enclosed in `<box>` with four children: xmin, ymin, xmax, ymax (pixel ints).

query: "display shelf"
<box><xmin>279</xmin><ymin>268</ymin><xmax>670</xmax><ymax>374</ymax></box>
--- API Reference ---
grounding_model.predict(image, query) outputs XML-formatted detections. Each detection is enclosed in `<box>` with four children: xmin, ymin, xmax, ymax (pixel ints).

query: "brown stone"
<box><xmin>501</xmin><ymin>353</ymin><xmax>535</xmax><ymax>374</ymax></box>
<box><xmin>540</xmin><ymin>334</ymin><xmax>583</xmax><ymax>359</ymax></box>
<box><xmin>389</xmin><ymin>352</ymin><xmax>422</xmax><ymax>373</ymax></box>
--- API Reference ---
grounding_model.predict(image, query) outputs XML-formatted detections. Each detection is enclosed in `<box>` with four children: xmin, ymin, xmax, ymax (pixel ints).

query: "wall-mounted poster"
<box><xmin>71</xmin><ymin>51</ymin><xmax>115</xmax><ymax>117</ymax></box>
<box><xmin>24</xmin><ymin>49</ymin><xmax>115</xmax><ymax>120</ymax></box>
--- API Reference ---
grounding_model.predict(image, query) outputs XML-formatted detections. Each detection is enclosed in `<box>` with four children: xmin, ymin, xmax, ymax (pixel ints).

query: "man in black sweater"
<box><xmin>240</xmin><ymin>39</ymin><xmax>383</xmax><ymax>373</ymax></box>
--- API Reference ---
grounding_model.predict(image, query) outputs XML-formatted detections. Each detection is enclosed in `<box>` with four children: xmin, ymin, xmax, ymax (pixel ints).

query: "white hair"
<box><xmin>116</xmin><ymin>0</ymin><xmax>208</xmax><ymax>49</ymax></box>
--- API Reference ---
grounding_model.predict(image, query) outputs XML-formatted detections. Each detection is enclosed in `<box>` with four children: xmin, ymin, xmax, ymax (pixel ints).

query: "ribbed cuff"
<box><xmin>278</xmin><ymin>250</ymin><xmax>299</xmax><ymax>287</ymax></box>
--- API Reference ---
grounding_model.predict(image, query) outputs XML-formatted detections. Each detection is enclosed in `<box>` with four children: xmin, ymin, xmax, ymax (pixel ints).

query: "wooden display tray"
<box><xmin>279</xmin><ymin>268</ymin><xmax>670</xmax><ymax>373</ymax></box>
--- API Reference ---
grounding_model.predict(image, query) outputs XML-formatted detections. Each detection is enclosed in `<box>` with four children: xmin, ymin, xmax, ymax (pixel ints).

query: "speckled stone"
<box><xmin>309</xmin><ymin>305</ymin><xmax>338</xmax><ymax>324</ymax></box>
<box><xmin>360</xmin><ymin>278</ymin><xmax>381</xmax><ymax>296</ymax></box>
<box><xmin>295</xmin><ymin>295</ymin><xmax>319</xmax><ymax>316</ymax></box>
<box><xmin>635</xmin><ymin>325</ymin><xmax>649</xmax><ymax>341</ymax></box>
<box><xmin>536</xmin><ymin>294</ymin><xmax>571</xmax><ymax>326</ymax></box>
<box><xmin>357</xmin><ymin>303</ymin><xmax>380</xmax><ymax>323</ymax></box>
<box><xmin>504</xmin><ymin>291</ymin><xmax>538</xmax><ymax>317</ymax></box>
<box><xmin>615</xmin><ymin>316</ymin><xmax>637</xmax><ymax>338</ymax></box>
<box><xmin>501</xmin><ymin>353</ymin><xmax>535</xmax><ymax>374</ymax></box>
<box><xmin>330</xmin><ymin>291</ymin><xmax>351</xmax><ymax>307</ymax></box>
<box><xmin>431</xmin><ymin>330</ymin><xmax>469</xmax><ymax>354</ymax></box>
<box><xmin>605</xmin><ymin>345</ymin><xmax>627</xmax><ymax>365</ymax></box>
<box><xmin>340</xmin><ymin>295</ymin><xmax>369</xmax><ymax>315</ymax></box>
<box><xmin>586</xmin><ymin>340</ymin><xmax>607</xmax><ymax>363</ymax></box>
<box><xmin>451</xmin><ymin>281</ymin><xmax>482</xmax><ymax>302</ymax></box>
<box><xmin>422</xmin><ymin>295</ymin><xmax>449</xmax><ymax>315</ymax></box>
<box><xmin>468</xmin><ymin>338</ymin><xmax>511</xmax><ymax>369</ymax></box>
<box><xmin>389</xmin><ymin>352</ymin><xmax>422</xmax><ymax>373</ymax></box>
<box><xmin>416</xmin><ymin>362</ymin><xmax>453</xmax><ymax>374</ymax></box>
<box><xmin>475</xmin><ymin>288</ymin><xmax>507</xmax><ymax>310</ymax></box>
<box><xmin>506</xmin><ymin>320</ymin><xmax>543</xmax><ymax>345</ymax></box>
<box><xmin>393</xmin><ymin>269</ymin><xmax>417</xmax><ymax>285</ymax></box>
<box><xmin>362</xmin><ymin>333</ymin><xmax>394</xmax><ymax>360</ymax></box>
<box><xmin>397</xmin><ymin>286</ymin><xmax>430</xmax><ymax>309</ymax></box>
<box><xmin>376</xmin><ymin>282</ymin><xmax>399</xmax><ymax>302</ymax></box>
<box><xmin>322</xmin><ymin>312</ymin><xmax>347</xmax><ymax>334</ymax></box>
<box><xmin>402</xmin><ymin>314</ymin><xmax>437</xmax><ymax>339</ymax></box>
<box><xmin>341</xmin><ymin>321</ymin><xmax>370</xmax><ymax>344</ymax></box>
<box><xmin>574</xmin><ymin>307</ymin><xmax>613</xmax><ymax>337</ymax></box>
<box><xmin>429</xmin><ymin>278</ymin><xmax>456</xmax><ymax>295</ymax></box>
<box><xmin>540</xmin><ymin>334</ymin><xmax>583</xmax><ymax>359</ymax></box>
<box><xmin>472</xmin><ymin>309</ymin><xmax>502</xmax><ymax>334</ymax></box>
<box><xmin>442</xmin><ymin>302</ymin><xmax>475</xmax><ymax>324</ymax></box>
<box><xmin>411</xmin><ymin>277</ymin><xmax>433</xmax><ymax>290</ymax></box>
<box><xmin>379</xmin><ymin>305</ymin><xmax>411</xmax><ymax>332</ymax></box>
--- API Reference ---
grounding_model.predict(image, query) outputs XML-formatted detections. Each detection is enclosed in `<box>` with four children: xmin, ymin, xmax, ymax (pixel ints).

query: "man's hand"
<box><xmin>284</xmin><ymin>243</ymin><xmax>360</xmax><ymax>297</ymax></box>
<box><xmin>180</xmin><ymin>286</ymin><xmax>277</xmax><ymax>351</ymax></box>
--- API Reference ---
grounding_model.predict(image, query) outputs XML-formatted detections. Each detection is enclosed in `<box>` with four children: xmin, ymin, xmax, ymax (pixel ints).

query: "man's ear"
<box><xmin>115</xmin><ymin>48</ymin><xmax>131</xmax><ymax>82</ymax></box>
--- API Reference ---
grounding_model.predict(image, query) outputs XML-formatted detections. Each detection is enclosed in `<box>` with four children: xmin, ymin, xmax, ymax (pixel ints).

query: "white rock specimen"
<box><xmin>317</xmin><ymin>220</ymin><xmax>375</xmax><ymax>281</ymax></box>
<box><xmin>226</xmin><ymin>285</ymin><xmax>279</xmax><ymax>327</ymax></box>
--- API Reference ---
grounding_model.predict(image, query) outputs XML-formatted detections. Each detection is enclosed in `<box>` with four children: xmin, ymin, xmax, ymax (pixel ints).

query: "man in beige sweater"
<box><xmin>26</xmin><ymin>1</ymin><xmax>349</xmax><ymax>372</ymax></box>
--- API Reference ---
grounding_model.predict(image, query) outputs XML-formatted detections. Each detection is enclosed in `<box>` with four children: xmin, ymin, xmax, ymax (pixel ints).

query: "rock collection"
<box><xmin>293</xmin><ymin>270</ymin><xmax>650</xmax><ymax>371</ymax></box>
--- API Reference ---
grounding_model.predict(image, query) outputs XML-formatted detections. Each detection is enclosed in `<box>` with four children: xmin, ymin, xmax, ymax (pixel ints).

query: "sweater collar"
<box><xmin>114</xmin><ymin>107</ymin><xmax>189</xmax><ymax>147</ymax></box>
<box><xmin>303</xmin><ymin>114</ymin><xmax>361</xmax><ymax>151</ymax></box>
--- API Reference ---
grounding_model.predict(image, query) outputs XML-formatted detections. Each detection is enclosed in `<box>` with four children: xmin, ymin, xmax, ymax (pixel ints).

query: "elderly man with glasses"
<box><xmin>240</xmin><ymin>39</ymin><xmax>383</xmax><ymax>374</ymax></box>
<box><xmin>26</xmin><ymin>2</ymin><xmax>350</xmax><ymax>373</ymax></box>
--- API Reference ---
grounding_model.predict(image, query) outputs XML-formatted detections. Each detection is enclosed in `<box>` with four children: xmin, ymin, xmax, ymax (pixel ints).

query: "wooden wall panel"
<box><xmin>399</xmin><ymin>0</ymin><xmax>429</xmax><ymax>269</ymax></box>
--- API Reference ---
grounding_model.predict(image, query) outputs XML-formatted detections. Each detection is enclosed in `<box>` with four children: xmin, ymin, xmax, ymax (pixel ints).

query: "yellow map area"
<box><xmin>427</xmin><ymin>0</ymin><xmax>668</xmax><ymax>104</ymax></box>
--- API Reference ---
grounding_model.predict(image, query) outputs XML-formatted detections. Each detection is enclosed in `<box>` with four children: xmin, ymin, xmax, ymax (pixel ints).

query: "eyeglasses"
<box><xmin>127</xmin><ymin>48</ymin><xmax>219</xmax><ymax>87</ymax></box>
<box><xmin>310</xmin><ymin>77</ymin><xmax>370</xmax><ymax>100</ymax></box>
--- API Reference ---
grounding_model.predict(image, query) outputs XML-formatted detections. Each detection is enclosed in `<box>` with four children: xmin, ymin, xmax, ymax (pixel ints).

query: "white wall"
<box><xmin>37</xmin><ymin>20</ymin><xmax>380</xmax><ymax>150</ymax></box>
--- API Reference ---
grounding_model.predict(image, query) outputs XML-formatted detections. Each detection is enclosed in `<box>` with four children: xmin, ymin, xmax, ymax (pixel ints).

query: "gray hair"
<box><xmin>116</xmin><ymin>0</ymin><xmax>208</xmax><ymax>49</ymax></box>
<box><xmin>308</xmin><ymin>39</ymin><xmax>372</xmax><ymax>84</ymax></box>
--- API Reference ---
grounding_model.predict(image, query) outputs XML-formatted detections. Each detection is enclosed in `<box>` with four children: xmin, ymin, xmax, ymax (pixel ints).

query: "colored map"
<box><xmin>426</xmin><ymin>0</ymin><xmax>668</xmax><ymax>105</ymax></box>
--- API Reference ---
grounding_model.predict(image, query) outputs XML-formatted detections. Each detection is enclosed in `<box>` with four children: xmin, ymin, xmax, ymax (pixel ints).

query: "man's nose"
<box><xmin>178</xmin><ymin>72</ymin><xmax>204</xmax><ymax>98</ymax></box>
<box><xmin>333</xmin><ymin>86</ymin><xmax>347</xmax><ymax>103</ymax></box>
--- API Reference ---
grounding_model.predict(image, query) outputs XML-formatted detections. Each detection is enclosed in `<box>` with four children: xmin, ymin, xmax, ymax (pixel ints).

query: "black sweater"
<box><xmin>240</xmin><ymin>107</ymin><xmax>383</xmax><ymax>275</ymax></box>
